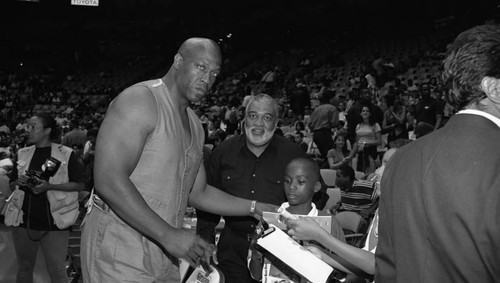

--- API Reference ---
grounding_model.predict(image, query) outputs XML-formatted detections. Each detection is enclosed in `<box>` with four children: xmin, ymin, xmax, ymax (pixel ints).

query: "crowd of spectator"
<box><xmin>0</xmin><ymin>21</ymin><xmax>459</xmax><ymax>176</ymax></box>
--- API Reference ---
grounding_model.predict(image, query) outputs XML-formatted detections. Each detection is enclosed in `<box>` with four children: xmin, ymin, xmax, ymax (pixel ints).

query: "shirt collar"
<box><xmin>279</xmin><ymin>202</ymin><xmax>318</xmax><ymax>216</ymax></box>
<box><xmin>457</xmin><ymin>109</ymin><xmax>500</xmax><ymax>128</ymax></box>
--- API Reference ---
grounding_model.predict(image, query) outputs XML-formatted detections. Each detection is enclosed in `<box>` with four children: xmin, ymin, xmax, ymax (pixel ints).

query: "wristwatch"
<box><xmin>250</xmin><ymin>200</ymin><xmax>257</xmax><ymax>214</ymax></box>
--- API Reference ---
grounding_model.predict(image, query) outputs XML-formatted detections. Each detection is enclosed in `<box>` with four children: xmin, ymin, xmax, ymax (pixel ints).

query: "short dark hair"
<box><xmin>337</xmin><ymin>164</ymin><xmax>355</xmax><ymax>181</ymax></box>
<box><xmin>287</xmin><ymin>157</ymin><xmax>320</xmax><ymax>182</ymax></box>
<box><xmin>442</xmin><ymin>24</ymin><xmax>500</xmax><ymax>110</ymax></box>
<box><xmin>319</xmin><ymin>90</ymin><xmax>336</xmax><ymax>104</ymax></box>
<box><xmin>34</xmin><ymin>112</ymin><xmax>60</xmax><ymax>141</ymax></box>
<box><xmin>72</xmin><ymin>143</ymin><xmax>83</xmax><ymax>150</ymax></box>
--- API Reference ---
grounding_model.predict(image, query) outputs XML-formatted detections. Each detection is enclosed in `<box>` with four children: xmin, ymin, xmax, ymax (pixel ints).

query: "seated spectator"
<box><xmin>281</xmin><ymin>109</ymin><xmax>298</xmax><ymax>127</ymax></box>
<box><xmin>206</xmin><ymin>120</ymin><xmax>226</xmax><ymax>147</ymax></box>
<box><xmin>294</xmin><ymin>120</ymin><xmax>307</xmax><ymax>136</ymax></box>
<box><xmin>327</xmin><ymin>132</ymin><xmax>353</xmax><ymax>170</ymax></box>
<box><xmin>0</xmin><ymin>129</ymin><xmax>12</xmax><ymax>157</ymax></box>
<box><xmin>331</xmin><ymin>164</ymin><xmax>378</xmax><ymax>220</ymax></box>
<box><xmin>293</xmin><ymin>131</ymin><xmax>309</xmax><ymax>153</ymax></box>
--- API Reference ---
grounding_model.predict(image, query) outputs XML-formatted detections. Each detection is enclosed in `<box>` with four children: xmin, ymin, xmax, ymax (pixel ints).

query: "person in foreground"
<box><xmin>286</xmin><ymin>149</ymin><xmax>397</xmax><ymax>280</ymax></box>
<box><xmin>81</xmin><ymin>38</ymin><xmax>275</xmax><ymax>282</ymax></box>
<box><xmin>376</xmin><ymin>24</ymin><xmax>500</xmax><ymax>282</ymax></box>
<box><xmin>248</xmin><ymin>157</ymin><xmax>345</xmax><ymax>282</ymax></box>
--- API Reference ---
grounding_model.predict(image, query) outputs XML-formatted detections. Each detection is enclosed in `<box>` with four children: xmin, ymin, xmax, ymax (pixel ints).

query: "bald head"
<box><xmin>167</xmin><ymin>37</ymin><xmax>222</xmax><ymax>104</ymax></box>
<box><xmin>177</xmin><ymin>38</ymin><xmax>221</xmax><ymax>63</ymax></box>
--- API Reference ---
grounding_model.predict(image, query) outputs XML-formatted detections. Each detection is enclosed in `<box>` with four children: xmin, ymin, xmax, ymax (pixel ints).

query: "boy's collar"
<box><xmin>279</xmin><ymin>202</ymin><xmax>318</xmax><ymax>216</ymax></box>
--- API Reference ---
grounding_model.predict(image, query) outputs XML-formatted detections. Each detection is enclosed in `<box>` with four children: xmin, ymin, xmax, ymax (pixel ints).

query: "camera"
<box><xmin>25</xmin><ymin>169</ymin><xmax>43</xmax><ymax>187</ymax></box>
<box><xmin>24</xmin><ymin>157</ymin><xmax>62</xmax><ymax>187</ymax></box>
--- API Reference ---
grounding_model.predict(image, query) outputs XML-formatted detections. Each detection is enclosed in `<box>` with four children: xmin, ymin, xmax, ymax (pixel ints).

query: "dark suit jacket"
<box><xmin>376</xmin><ymin>113</ymin><xmax>500</xmax><ymax>282</ymax></box>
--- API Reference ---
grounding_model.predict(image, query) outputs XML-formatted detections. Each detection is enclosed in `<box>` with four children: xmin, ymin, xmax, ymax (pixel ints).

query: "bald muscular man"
<box><xmin>81</xmin><ymin>38</ymin><xmax>275</xmax><ymax>282</ymax></box>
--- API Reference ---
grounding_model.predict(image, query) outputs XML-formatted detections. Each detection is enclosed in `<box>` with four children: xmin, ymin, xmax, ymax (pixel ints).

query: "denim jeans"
<box><xmin>11</xmin><ymin>227</ymin><xmax>69</xmax><ymax>283</ymax></box>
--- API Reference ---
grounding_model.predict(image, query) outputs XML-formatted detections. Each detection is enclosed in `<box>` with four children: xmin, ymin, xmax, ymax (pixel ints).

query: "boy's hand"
<box><xmin>305</xmin><ymin>245</ymin><xmax>325</xmax><ymax>260</ymax></box>
<box><xmin>287</xmin><ymin>218</ymin><xmax>325</xmax><ymax>241</ymax></box>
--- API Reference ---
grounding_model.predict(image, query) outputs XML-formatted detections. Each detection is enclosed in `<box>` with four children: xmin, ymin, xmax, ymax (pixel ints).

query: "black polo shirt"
<box><xmin>205</xmin><ymin>133</ymin><xmax>307</xmax><ymax>234</ymax></box>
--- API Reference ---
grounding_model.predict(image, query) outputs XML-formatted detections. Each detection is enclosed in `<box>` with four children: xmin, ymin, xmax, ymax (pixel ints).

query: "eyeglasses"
<box><xmin>26</xmin><ymin>124</ymin><xmax>44</xmax><ymax>131</ymax></box>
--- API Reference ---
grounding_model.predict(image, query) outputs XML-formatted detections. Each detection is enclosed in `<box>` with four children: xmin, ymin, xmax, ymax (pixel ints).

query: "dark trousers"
<box><xmin>313</xmin><ymin>129</ymin><xmax>334</xmax><ymax>159</ymax></box>
<box><xmin>217</xmin><ymin>227</ymin><xmax>259</xmax><ymax>283</ymax></box>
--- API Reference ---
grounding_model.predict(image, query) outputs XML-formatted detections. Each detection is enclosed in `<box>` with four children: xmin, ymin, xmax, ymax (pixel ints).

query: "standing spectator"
<box><xmin>197</xmin><ymin>94</ymin><xmax>308</xmax><ymax>283</ymax></box>
<box><xmin>61</xmin><ymin>119</ymin><xmax>87</xmax><ymax>148</ymax></box>
<box><xmin>376</xmin><ymin>24</ymin><xmax>500</xmax><ymax>282</ymax></box>
<box><xmin>352</xmin><ymin>105</ymin><xmax>382</xmax><ymax>174</ymax></box>
<box><xmin>414</xmin><ymin>83</ymin><xmax>443</xmax><ymax>134</ymax></box>
<box><xmin>289</xmin><ymin>83</ymin><xmax>311</xmax><ymax>116</ymax></box>
<box><xmin>11</xmin><ymin>113</ymin><xmax>84</xmax><ymax>283</ymax></box>
<box><xmin>83</xmin><ymin>128</ymin><xmax>98</xmax><ymax>156</ymax></box>
<box><xmin>309</xmin><ymin>90</ymin><xmax>339</xmax><ymax>162</ymax></box>
<box><xmin>382</xmin><ymin>95</ymin><xmax>407</xmax><ymax>145</ymax></box>
<box><xmin>337</xmin><ymin>100</ymin><xmax>348</xmax><ymax>128</ymax></box>
<box><xmin>346</xmin><ymin>89</ymin><xmax>384</xmax><ymax>146</ymax></box>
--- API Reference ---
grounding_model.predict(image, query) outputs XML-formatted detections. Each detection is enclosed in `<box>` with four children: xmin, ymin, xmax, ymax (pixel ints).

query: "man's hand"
<box><xmin>163</xmin><ymin>228</ymin><xmax>215</xmax><ymax>268</ymax></box>
<box><xmin>252</xmin><ymin>201</ymin><xmax>279</xmax><ymax>220</ymax></box>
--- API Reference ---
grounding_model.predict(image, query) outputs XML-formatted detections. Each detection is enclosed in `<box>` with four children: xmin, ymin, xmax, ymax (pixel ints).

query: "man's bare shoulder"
<box><xmin>104</xmin><ymin>85</ymin><xmax>158</xmax><ymax>132</ymax></box>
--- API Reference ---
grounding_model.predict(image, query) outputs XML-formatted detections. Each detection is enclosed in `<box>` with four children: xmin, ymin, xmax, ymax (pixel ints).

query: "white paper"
<box><xmin>257</xmin><ymin>224</ymin><xmax>334</xmax><ymax>283</ymax></box>
<box><xmin>262</xmin><ymin>212</ymin><xmax>331</xmax><ymax>232</ymax></box>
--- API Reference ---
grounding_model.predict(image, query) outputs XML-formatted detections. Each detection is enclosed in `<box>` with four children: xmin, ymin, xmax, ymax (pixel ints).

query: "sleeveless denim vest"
<box><xmin>129</xmin><ymin>79</ymin><xmax>204</xmax><ymax>228</ymax></box>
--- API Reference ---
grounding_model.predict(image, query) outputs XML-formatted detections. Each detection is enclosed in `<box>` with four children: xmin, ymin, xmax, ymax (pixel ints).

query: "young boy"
<box><xmin>248</xmin><ymin>157</ymin><xmax>345</xmax><ymax>282</ymax></box>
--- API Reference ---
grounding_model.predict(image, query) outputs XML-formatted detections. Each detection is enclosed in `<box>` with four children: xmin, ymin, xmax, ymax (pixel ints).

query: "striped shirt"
<box><xmin>339</xmin><ymin>180</ymin><xmax>376</xmax><ymax>212</ymax></box>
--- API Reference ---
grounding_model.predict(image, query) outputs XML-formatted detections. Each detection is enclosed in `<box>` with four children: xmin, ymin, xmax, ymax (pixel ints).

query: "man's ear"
<box><xmin>314</xmin><ymin>181</ymin><xmax>322</xmax><ymax>193</ymax></box>
<box><xmin>481</xmin><ymin>76</ymin><xmax>500</xmax><ymax>104</ymax></box>
<box><xmin>173</xmin><ymin>54</ymin><xmax>183</xmax><ymax>69</ymax></box>
<box><xmin>44</xmin><ymin>128</ymin><xmax>52</xmax><ymax>137</ymax></box>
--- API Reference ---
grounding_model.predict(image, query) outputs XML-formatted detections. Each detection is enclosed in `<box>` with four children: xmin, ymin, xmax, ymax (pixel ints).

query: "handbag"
<box><xmin>1</xmin><ymin>188</ymin><xmax>25</xmax><ymax>226</ymax></box>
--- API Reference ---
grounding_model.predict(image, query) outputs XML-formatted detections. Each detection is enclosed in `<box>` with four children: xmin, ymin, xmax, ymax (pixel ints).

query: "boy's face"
<box><xmin>284</xmin><ymin>161</ymin><xmax>320</xmax><ymax>206</ymax></box>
